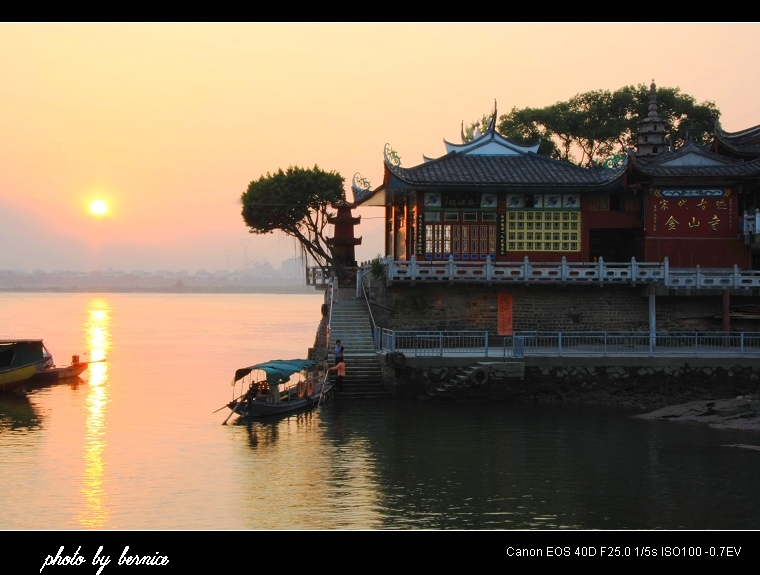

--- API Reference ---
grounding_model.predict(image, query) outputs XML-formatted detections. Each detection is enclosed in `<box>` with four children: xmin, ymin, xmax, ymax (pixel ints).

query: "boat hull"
<box><xmin>29</xmin><ymin>362</ymin><xmax>90</xmax><ymax>384</ymax></box>
<box><xmin>232</xmin><ymin>385</ymin><xmax>333</xmax><ymax>419</ymax></box>
<box><xmin>0</xmin><ymin>365</ymin><xmax>36</xmax><ymax>392</ymax></box>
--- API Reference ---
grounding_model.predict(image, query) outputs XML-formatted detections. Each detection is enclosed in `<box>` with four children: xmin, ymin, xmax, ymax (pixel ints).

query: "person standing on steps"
<box><xmin>328</xmin><ymin>359</ymin><xmax>345</xmax><ymax>392</ymax></box>
<box><xmin>334</xmin><ymin>340</ymin><xmax>345</xmax><ymax>366</ymax></box>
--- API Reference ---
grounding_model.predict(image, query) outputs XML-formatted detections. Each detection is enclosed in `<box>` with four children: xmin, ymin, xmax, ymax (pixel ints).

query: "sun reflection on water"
<box><xmin>78</xmin><ymin>298</ymin><xmax>111</xmax><ymax>528</ymax></box>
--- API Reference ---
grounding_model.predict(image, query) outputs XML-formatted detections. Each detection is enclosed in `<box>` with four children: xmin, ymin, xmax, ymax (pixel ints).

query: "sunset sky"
<box><xmin>2</xmin><ymin>23</ymin><xmax>759</xmax><ymax>273</ymax></box>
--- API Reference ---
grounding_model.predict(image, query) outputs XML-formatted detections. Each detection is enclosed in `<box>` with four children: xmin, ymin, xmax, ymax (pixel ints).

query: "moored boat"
<box><xmin>222</xmin><ymin>359</ymin><xmax>332</xmax><ymax>423</ymax></box>
<box><xmin>29</xmin><ymin>356</ymin><xmax>102</xmax><ymax>384</ymax></box>
<box><xmin>0</xmin><ymin>340</ymin><xmax>48</xmax><ymax>392</ymax></box>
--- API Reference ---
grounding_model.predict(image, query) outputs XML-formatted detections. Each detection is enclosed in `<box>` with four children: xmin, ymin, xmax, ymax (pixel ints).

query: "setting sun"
<box><xmin>90</xmin><ymin>200</ymin><xmax>108</xmax><ymax>216</ymax></box>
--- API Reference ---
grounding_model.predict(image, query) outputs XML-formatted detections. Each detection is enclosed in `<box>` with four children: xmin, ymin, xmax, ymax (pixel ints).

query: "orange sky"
<box><xmin>1</xmin><ymin>23</ymin><xmax>759</xmax><ymax>272</ymax></box>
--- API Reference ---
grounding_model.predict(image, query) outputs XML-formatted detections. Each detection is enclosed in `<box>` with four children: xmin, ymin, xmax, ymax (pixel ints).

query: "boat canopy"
<box><xmin>233</xmin><ymin>359</ymin><xmax>315</xmax><ymax>387</ymax></box>
<box><xmin>0</xmin><ymin>340</ymin><xmax>45</xmax><ymax>369</ymax></box>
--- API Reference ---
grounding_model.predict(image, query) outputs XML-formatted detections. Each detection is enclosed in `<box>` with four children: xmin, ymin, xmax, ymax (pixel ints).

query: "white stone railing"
<box><xmin>306</xmin><ymin>267</ymin><xmax>330</xmax><ymax>286</ymax></box>
<box><xmin>379</xmin><ymin>256</ymin><xmax>760</xmax><ymax>290</ymax></box>
<box><xmin>741</xmin><ymin>209</ymin><xmax>760</xmax><ymax>234</ymax></box>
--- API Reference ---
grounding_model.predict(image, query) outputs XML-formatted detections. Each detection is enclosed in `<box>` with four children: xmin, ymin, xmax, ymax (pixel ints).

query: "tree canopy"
<box><xmin>241</xmin><ymin>165</ymin><xmax>345</xmax><ymax>275</ymax></box>
<box><xmin>468</xmin><ymin>83</ymin><xmax>720</xmax><ymax>167</ymax></box>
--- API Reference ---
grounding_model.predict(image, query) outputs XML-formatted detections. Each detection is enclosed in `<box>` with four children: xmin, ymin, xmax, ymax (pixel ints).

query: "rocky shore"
<box><xmin>524</xmin><ymin>368</ymin><xmax>760</xmax><ymax>431</ymax></box>
<box><xmin>632</xmin><ymin>396</ymin><xmax>760</xmax><ymax>432</ymax></box>
<box><xmin>395</xmin><ymin>361</ymin><xmax>760</xmax><ymax>432</ymax></box>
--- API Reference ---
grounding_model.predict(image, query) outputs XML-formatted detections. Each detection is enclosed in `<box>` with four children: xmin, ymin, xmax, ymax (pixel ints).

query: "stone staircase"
<box><xmin>328</xmin><ymin>289</ymin><xmax>391</xmax><ymax>400</ymax></box>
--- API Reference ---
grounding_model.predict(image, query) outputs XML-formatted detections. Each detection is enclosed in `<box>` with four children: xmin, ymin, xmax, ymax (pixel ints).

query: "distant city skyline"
<box><xmin>0</xmin><ymin>258</ymin><xmax>314</xmax><ymax>291</ymax></box>
<box><xmin>0</xmin><ymin>255</ymin><xmax>308</xmax><ymax>275</ymax></box>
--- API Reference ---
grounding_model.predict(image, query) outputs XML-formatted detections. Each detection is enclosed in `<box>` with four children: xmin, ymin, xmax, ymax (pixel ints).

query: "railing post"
<box><xmin>558</xmin><ymin>332</ymin><xmax>562</xmax><ymax>357</ymax></box>
<box><xmin>741</xmin><ymin>332</ymin><xmax>745</xmax><ymax>357</ymax></box>
<box><xmin>696</xmin><ymin>265</ymin><xmax>702</xmax><ymax>289</ymax></box>
<box><xmin>649</xmin><ymin>331</ymin><xmax>653</xmax><ymax>357</ymax></box>
<box><xmin>631</xmin><ymin>257</ymin><xmax>637</xmax><ymax>284</ymax></box>
<box><xmin>663</xmin><ymin>257</ymin><xmax>669</xmax><ymax>287</ymax></box>
<box><xmin>486</xmin><ymin>256</ymin><xmax>492</xmax><ymax>281</ymax></box>
<box><xmin>385</xmin><ymin>255</ymin><xmax>392</xmax><ymax>286</ymax></box>
<box><xmin>598</xmin><ymin>257</ymin><xmax>604</xmax><ymax>283</ymax></box>
<box><xmin>410</xmin><ymin>255</ymin><xmax>418</xmax><ymax>281</ymax></box>
<box><xmin>734</xmin><ymin>264</ymin><xmax>740</xmax><ymax>289</ymax></box>
<box><xmin>391</xmin><ymin>330</ymin><xmax>396</xmax><ymax>352</ymax></box>
<box><xmin>448</xmin><ymin>256</ymin><xmax>455</xmax><ymax>280</ymax></box>
<box><xmin>514</xmin><ymin>336</ymin><xmax>524</xmax><ymax>359</ymax></box>
<box><xmin>561</xmin><ymin>256</ymin><xmax>567</xmax><ymax>282</ymax></box>
<box><xmin>485</xmin><ymin>331</ymin><xmax>489</xmax><ymax>357</ymax></box>
<box><xmin>439</xmin><ymin>332</ymin><xmax>443</xmax><ymax>358</ymax></box>
<box><xmin>523</xmin><ymin>256</ymin><xmax>530</xmax><ymax>284</ymax></box>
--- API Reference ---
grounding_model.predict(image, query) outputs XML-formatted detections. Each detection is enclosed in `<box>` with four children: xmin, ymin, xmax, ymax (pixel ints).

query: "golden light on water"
<box><xmin>78</xmin><ymin>298</ymin><xmax>111</xmax><ymax>528</ymax></box>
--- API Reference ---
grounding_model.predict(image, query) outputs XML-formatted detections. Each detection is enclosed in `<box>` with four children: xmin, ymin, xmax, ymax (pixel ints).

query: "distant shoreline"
<box><xmin>0</xmin><ymin>286</ymin><xmax>321</xmax><ymax>294</ymax></box>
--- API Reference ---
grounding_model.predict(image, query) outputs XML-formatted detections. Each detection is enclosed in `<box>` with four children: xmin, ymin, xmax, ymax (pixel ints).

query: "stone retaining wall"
<box><xmin>383</xmin><ymin>360</ymin><xmax>760</xmax><ymax>410</ymax></box>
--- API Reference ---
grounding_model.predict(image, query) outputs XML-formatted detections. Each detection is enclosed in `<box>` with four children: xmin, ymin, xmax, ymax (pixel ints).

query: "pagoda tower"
<box><xmin>327</xmin><ymin>201</ymin><xmax>362</xmax><ymax>268</ymax></box>
<box><xmin>636</xmin><ymin>80</ymin><xmax>669</xmax><ymax>158</ymax></box>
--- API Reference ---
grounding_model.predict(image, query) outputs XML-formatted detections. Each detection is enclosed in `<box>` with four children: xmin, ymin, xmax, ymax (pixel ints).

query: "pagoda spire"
<box><xmin>635</xmin><ymin>79</ymin><xmax>669</xmax><ymax>158</ymax></box>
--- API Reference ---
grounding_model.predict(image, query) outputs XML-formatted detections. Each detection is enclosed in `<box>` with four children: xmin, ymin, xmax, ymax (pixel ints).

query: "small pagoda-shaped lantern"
<box><xmin>327</xmin><ymin>200</ymin><xmax>362</xmax><ymax>270</ymax></box>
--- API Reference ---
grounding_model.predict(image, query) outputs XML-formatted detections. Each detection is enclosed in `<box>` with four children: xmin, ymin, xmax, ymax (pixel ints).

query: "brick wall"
<box><xmin>368</xmin><ymin>280</ymin><xmax>736</xmax><ymax>333</ymax></box>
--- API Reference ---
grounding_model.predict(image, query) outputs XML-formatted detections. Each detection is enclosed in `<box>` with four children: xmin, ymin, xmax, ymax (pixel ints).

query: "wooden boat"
<box><xmin>0</xmin><ymin>340</ymin><xmax>48</xmax><ymax>392</ymax></box>
<box><xmin>222</xmin><ymin>359</ymin><xmax>332</xmax><ymax>423</ymax></box>
<box><xmin>28</xmin><ymin>355</ymin><xmax>103</xmax><ymax>384</ymax></box>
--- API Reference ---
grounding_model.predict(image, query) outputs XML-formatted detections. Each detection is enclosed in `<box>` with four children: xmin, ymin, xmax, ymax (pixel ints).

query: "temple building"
<box><xmin>352</xmin><ymin>82</ymin><xmax>760</xmax><ymax>271</ymax></box>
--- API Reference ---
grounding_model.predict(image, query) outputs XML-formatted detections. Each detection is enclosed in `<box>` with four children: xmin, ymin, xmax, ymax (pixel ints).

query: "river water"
<box><xmin>1</xmin><ymin>292</ymin><xmax>759</xmax><ymax>531</ymax></box>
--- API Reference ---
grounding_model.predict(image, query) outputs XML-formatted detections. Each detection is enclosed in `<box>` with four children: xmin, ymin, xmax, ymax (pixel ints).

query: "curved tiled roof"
<box><xmin>715</xmin><ymin>123</ymin><xmax>760</xmax><ymax>145</ymax></box>
<box><xmin>387</xmin><ymin>151</ymin><xmax>627</xmax><ymax>189</ymax></box>
<box><xmin>631</xmin><ymin>156</ymin><xmax>760</xmax><ymax>178</ymax></box>
<box><xmin>631</xmin><ymin>140</ymin><xmax>760</xmax><ymax>178</ymax></box>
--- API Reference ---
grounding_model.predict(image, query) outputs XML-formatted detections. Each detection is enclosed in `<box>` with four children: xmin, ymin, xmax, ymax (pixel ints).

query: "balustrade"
<box><xmin>377</xmin><ymin>329</ymin><xmax>760</xmax><ymax>359</ymax></box>
<box><xmin>378</xmin><ymin>256</ymin><xmax>760</xmax><ymax>289</ymax></box>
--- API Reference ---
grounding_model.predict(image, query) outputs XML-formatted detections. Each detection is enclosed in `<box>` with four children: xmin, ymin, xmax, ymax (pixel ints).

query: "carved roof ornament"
<box><xmin>383</xmin><ymin>143</ymin><xmax>403</xmax><ymax>176</ymax></box>
<box><xmin>350</xmin><ymin>172</ymin><xmax>374</xmax><ymax>205</ymax></box>
<box><xmin>487</xmin><ymin>99</ymin><xmax>497</xmax><ymax>133</ymax></box>
<box><xmin>460</xmin><ymin>100</ymin><xmax>498</xmax><ymax>143</ymax></box>
<box><xmin>472</xmin><ymin>121</ymin><xmax>482</xmax><ymax>140</ymax></box>
<box><xmin>351</xmin><ymin>172</ymin><xmax>372</xmax><ymax>193</ymax></box>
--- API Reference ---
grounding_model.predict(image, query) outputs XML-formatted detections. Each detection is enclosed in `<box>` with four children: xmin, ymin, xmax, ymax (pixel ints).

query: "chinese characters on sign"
<box><xmin>650</xmin><ymin>189</ymin><xmax>733</xmax><ymax>238</ymax></box>
<box><xmin>499</xmin><ymin>213</ymin><xmax>507</xmax><ymax>256</ymax></box>
<box><xmin>416</xmin><ymin>213</ymin><xmax>425</xmax><ymax>255</ymax></box>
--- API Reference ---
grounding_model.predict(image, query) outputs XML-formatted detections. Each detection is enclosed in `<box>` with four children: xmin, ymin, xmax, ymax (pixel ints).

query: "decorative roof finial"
<box><xmin>472</xmin><ymin>121</ymin><xmax>482</xmax><ymax>140</ymax></box>
<box><xmin>486</xmin><ymin>99</ymin><xmax>498</xmax><ymax>133</ymax></box>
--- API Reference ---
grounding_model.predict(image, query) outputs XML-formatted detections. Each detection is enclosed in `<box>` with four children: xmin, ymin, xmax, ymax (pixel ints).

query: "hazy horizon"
<box><xmin>2</xmin><ymin>23</ymin><xmax>759</xmax><ymax>272</ymax></box>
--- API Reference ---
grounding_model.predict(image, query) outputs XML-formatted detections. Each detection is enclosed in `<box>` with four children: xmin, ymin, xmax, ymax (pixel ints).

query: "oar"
<box><xmin>213</xmin><ymin>391</ymin><xmax>246</xmax><ymax>413</ymax></box>
<box><xmin>222</xmin><ymin>400</ymin><xmax>243</xmax><ymax>425</ymax></box>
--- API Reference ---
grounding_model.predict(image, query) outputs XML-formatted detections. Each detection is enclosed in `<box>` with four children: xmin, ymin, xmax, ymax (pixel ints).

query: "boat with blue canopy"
<box><xmin>222</xmin><ymin>359</ymin><xmax>332</xmax><ymax>422</ymax></box>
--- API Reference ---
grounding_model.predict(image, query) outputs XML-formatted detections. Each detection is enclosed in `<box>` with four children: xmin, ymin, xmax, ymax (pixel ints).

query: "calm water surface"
<box><xmin>1</xmin><ymin>292</ymin><xmax>759</xmax><ymax>530</ymax></box>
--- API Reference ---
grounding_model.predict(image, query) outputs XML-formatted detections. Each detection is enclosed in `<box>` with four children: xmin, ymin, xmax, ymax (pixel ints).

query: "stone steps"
<box><xmin>327</xmin><ymin>296</ymin><xmax>390</xmax><ymax>399</ymax></box>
